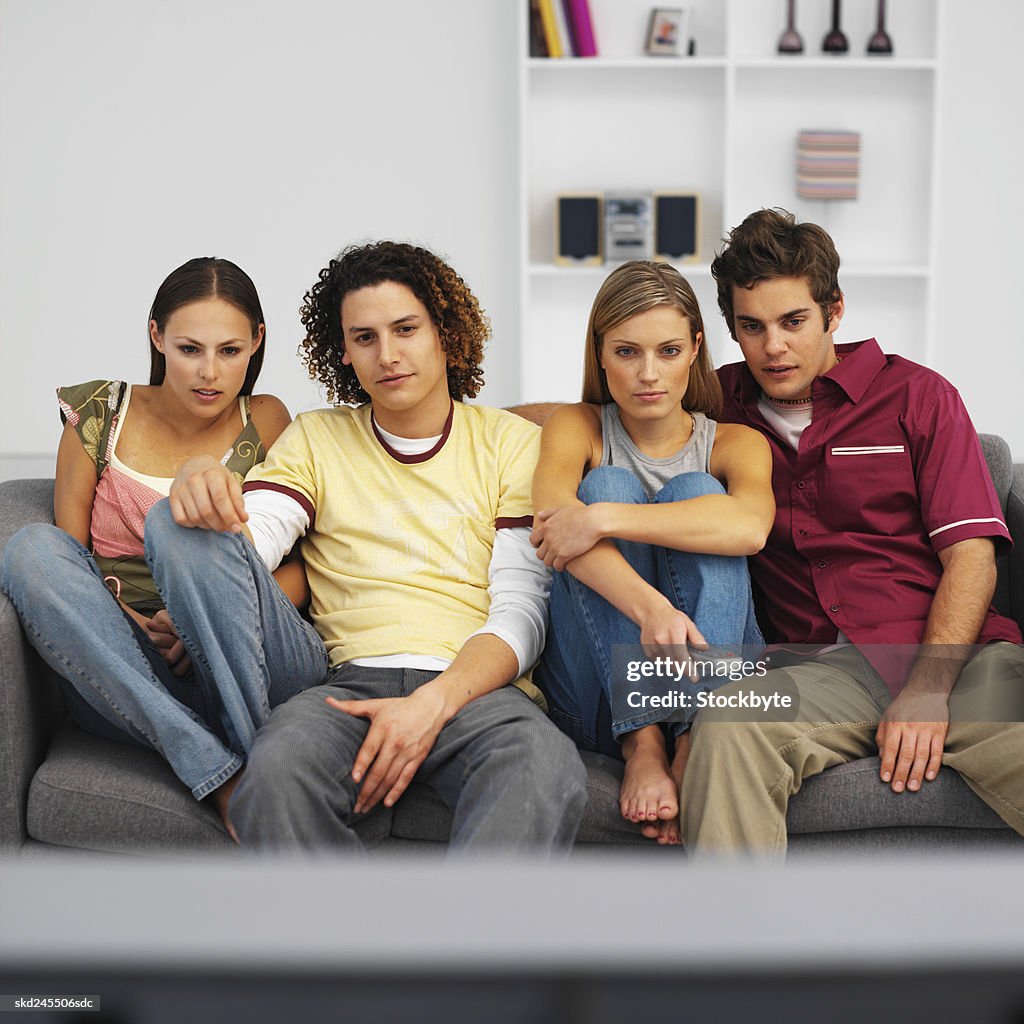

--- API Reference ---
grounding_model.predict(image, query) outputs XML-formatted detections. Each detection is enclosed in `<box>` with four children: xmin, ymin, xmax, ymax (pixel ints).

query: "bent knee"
<box><xmin>143</xmin><ymin>497</ymin><xmax>235</xmax><ymax>566</ymax></box>
<box><xmin>578</xmin><ymin>466</ymin><xmax>647</xmax><ymax>506</ymax></box>
<box><xmin>656</xmin><ymin>471</ymin><xmax>724</xmax><ymax>503</ymax></box>
<box><xmin>1</xmin><ymin>523</ymin><xmax>88</xmax><ymax>597</ymax></box>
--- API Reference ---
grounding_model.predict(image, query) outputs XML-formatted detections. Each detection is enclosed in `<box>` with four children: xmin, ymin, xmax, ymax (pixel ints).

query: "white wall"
<box><xmin>0</xmin><ymin>0</ymin><xmax>520</xmax><ymax>479</ymax></box>
<box><xmin>1</xmin><ymin>0</ymin><xmax>1022</xmax><ymax>482</ymax></box>
<box><xmin>932</xmin><ymin>1</ymin><xmax>1024</xmax><ymax>454</ymax></box>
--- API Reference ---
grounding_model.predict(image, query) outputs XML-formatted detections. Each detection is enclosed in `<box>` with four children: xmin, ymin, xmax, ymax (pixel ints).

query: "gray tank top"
<box><xmin>599</xmin><ymin>403</ymin><xmax>717</xmax><ymax>500</ymax></box>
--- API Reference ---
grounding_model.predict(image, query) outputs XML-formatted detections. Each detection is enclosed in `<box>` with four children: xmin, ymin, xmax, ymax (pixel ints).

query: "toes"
<box><xmin>656</xmin><ymin>819</ymin><xmax>681</xmax><ymax>845</ymax></box>
<box><xmin>657</xmin><ymin>799</ymin><xmax>678</xmax><ymax>821</ymax></box>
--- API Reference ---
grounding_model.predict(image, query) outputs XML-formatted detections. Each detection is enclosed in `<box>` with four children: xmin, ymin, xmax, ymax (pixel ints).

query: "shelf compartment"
<box><xmin>525</xmin><ymin>66</ymin><xmax>726</xmax><ymax>267</ymax></box>
<box><xmin>727</xmin><ymin>68</ymin><xmax>934</xmax><ymax>268</ymax></box>
<box><xmin>727</xmin><ymin>0</ymin><xmax>938</xmax><ymax>61</ymax></box>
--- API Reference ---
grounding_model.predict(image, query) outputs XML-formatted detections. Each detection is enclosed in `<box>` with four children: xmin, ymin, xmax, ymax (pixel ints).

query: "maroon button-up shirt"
<box><xmin>718</xmin><ymin>339</ymin><xmax>1021</xmax><ymax>692</ymax></box>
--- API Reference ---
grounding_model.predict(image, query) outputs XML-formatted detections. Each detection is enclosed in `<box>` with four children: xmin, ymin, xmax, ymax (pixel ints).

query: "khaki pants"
<box><xmin>679</xmin><ymin>642</ymin><xmax>1024</xmax><ymax>855</ymax></box>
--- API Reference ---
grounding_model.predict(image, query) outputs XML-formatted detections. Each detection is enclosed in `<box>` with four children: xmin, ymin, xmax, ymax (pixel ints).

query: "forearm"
<box><xmin>418</xmin><ymin>633</ymin><xmax>523</xmax><ymax>721</ymax></box>
<box><xmin>874</xmin><ymin>543</ymin><xmax>995</xmax><ymax>793</ymax></box>
<box><xmin>596</xmin><ymin>494</ymin><xmax>768</xmax><ymax>557</ymax></box>
<box><xmin>564</xmin><ymin>540</ymin><xmax>670</xmax><ymax>626</ymax></box>
<box><xmin>906</xmin><ymin>539</ymin><xmax>996</xmax><ymax>695</ymax></box>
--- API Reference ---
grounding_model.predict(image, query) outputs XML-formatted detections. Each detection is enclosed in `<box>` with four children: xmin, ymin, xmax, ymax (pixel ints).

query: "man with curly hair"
<box><xmin>167</xmin><ymin>241</ymin><xmax>588</xmax><ymax>851</ymax></box>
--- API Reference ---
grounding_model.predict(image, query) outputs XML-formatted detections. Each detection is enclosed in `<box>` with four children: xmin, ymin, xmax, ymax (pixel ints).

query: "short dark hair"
<box><xmin>148</xmin><ymin>257</ymin><xmax>266</xmax><ymax>395</ymax></box>
<box><xmin>711</xmin><ymin>208</ymin><xmax>842</xmax><ymax>338</ymax></box>
<box><xmin>299</xmin><ymin>241</ymin><xmax>489</xmax><ymax>405</ymax></box>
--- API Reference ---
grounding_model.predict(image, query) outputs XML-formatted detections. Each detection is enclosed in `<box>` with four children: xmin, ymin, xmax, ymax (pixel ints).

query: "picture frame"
<box><xmin>645</xmin><ymin>7</ymin><xmax>689</xmax><ymax>56</ymax></box>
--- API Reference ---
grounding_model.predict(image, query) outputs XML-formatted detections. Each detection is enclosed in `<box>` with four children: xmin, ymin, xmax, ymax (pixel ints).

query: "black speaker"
<box><xmin>654</xmin><ymin>192</ymin><xmax>700</xmax><ymax>262</ymax></box>
<box><xmin>555</xmin><ymin>194</ymin><xmax>602</xmax><ymax>265</ymax></box>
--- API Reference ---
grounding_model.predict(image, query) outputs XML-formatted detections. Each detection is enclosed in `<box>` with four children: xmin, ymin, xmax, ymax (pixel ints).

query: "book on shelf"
<box><xmin>528</xmin><ymin>0</ymin><xmax>547</xmax><ymax>57</ymax></box>
<box><xmin>536</xmin><ymin>0</ymin><xmax>564</xmax><ymax>57</ymax></box>
<box><xmin>551</xmin><ymin>0</ymin><xmax>574</xmax><ymax>55</ymax></box>
<box><xmin>565</xmin><ymin>0</ymin><xmax>598</xmax><ymax>57</ymax></box>
<box><xmin>531</xmin><ymin>0</ymin><xmax>598</xmax><ymax>58</ymax></box>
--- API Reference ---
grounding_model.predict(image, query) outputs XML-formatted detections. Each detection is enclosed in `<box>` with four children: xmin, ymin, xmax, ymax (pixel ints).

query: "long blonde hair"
<box><xmin>581</xmin><ymin>261</ymin><xmax>722</xmax><ymax>418</ymax></box>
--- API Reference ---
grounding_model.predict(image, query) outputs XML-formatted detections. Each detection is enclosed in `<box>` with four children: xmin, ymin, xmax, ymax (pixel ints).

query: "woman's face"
<box><xmin>599</xmin><ymin>304</ymin><xmax>700</xmax><ymax>421</ymax></box>
<box><xmin>150</xmin><ymin>297</ymin><xmax>262</xmax><ymax>417</ymax></box>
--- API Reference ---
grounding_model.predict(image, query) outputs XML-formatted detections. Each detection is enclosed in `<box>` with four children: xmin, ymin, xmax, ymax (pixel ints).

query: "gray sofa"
<box><xmin>2</xmin><ymin>433</ymin><xmax>1023</xmax><ymax>857</ymax></box>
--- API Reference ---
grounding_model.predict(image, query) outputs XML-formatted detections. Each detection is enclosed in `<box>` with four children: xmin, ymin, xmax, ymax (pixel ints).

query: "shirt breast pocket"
<box><xmin>823</xmin><ymin>444</ymin><xmax>918</xmax><ymax>532</ymax></box>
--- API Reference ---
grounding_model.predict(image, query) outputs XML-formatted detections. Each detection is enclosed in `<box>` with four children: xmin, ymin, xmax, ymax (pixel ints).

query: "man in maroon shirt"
<box><xmin>679</xmin><ymin>208</ymin><xmax>1024</xmax><ymax>854</ymax></box>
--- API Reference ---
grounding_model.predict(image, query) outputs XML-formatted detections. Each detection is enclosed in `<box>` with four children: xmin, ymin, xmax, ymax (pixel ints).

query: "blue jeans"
<box><xmin>534</xmin><ymin>466</ymin><xmax>764</xmax><ymax>757</ymax></box>
<box><xmin>0</xmin><ymin>501</ymin><xmax>328</xmax><ymax>799</ymax></box>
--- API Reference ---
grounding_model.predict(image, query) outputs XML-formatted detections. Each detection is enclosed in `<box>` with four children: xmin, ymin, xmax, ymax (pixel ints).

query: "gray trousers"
<box><xmin>230</xmin><ymin>664</ymin><xmax>588</xmax><ymax>853</ymax></box>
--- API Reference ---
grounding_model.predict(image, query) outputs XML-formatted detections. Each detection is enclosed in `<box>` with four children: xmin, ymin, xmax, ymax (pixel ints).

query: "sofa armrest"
<box><xmin>1008</xmin><ymin>463</ymin><xmax>1024</xmax><ymax>633</ymax></box>
<box><xmin>0</xmin><ymin>479</ymin><xmax>67</xmax><ymax>849</ymax></box>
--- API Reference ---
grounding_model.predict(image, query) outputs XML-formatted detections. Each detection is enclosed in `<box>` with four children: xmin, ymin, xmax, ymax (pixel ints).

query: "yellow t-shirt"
<box><xmin>243</xmin><ymin>401</ymin><xmax>541</xmax><ymax>695</ymax></box>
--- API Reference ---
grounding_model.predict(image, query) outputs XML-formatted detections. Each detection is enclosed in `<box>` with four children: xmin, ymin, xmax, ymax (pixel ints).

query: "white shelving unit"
<box><xmin>518</xmin><ymin>0</ymin><xmax>943</xmax><ymax>403</ymax></box>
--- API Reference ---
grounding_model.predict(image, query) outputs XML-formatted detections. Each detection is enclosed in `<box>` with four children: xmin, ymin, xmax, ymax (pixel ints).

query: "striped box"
<box><xmin>796</xmin><ymin>130</ymin><xmax>861</xmax><ymax>200</ymax></box>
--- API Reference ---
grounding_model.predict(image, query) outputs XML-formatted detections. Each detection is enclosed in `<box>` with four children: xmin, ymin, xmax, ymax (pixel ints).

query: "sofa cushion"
<box><xmin>388</xmin><ymin>751</ymin><xmax>655</xmax><ymax>847</ymax></box>
<box><xmin>786</xmin><ymin>756</ymin><xmax>1017</xmax><ymax>834</ymax></box>
<box><xmin>788</xmin><ymin>826</ymin><xmax>1024</xmax><ymax>853</ymax></box>
<box><xmin>28</xmin><ymin>724</ymin><xmax>236</xmax><ymax>855</ymax></box>
<box><xmin>27</xmin><ymin>723</ymin><xmax>395</xmax><ymax>855</ymax></box>
<box><xmin>389</xmin><ymin>750</ymin><xmax>1018</xmax><ymax>847</ymax></box>
<box><xmin>26</xmin><ymin>723</ymin><xmax>1020</xmax><ymax>855</ymax></box>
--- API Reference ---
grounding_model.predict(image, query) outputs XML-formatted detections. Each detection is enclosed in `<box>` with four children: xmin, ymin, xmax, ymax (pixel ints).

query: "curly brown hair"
<box><xmin>711</xmin><ymin>208</ymin><xmax>842</xmax><ymax>339</ymax></box>
<box><xmin>299</xmin><ymin>241</ymin><xmax>490</xmax><ymax>405</ymax></box>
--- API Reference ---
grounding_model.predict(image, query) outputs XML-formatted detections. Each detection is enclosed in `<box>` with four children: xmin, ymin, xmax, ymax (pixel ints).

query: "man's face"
<box><xmin>731</xmin><ymin>276</ymin><xmax>843</xmax><ymax>402</ymax></box>
<box><xmin>340</xmin><ymin>280</ymin><xmax>450</xmax><ymax>435</ymax></box>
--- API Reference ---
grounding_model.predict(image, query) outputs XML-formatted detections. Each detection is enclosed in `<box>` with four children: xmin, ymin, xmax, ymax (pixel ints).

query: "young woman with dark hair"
<box><xmin>0</xmin><ymin>258</ymin><xmax>324</xmax><ymax>838</ymax></box>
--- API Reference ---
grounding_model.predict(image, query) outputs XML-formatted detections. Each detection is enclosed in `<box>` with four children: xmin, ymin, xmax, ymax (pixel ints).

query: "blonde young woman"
<box><xmin>531</xmin><ymin>261</ymin><xmax>773</xmax><ymax>844</ymax></box>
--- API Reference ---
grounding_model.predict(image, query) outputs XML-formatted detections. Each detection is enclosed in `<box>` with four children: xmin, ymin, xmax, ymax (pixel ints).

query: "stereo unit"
<box><xmin>604</xmin><ymin>191</ymin><xmax>653</xmax><ymax>264</ymax></box>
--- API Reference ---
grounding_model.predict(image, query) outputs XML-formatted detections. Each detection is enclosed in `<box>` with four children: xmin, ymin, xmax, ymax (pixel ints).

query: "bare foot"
<box><xmin>639</xmin><ymin>732</ymin><xmax>692</xmax><ymax>844</ymax></box>
<box><xmin>619</xmin><ymin>726</ymin><xmax>678</xmax><ymax>839</ymax></box>
<box><xmin>210</xmin><ymin>769</ymin><xmax>243</xmax><ymax>844</ymax></box>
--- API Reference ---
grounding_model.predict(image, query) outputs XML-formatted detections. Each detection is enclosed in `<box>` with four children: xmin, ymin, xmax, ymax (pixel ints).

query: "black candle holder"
<box><xmin>778</xmin><ymin>0</ymin><xmax>804</xmax><ymax>54</ymax></box>
<box><xmin>822</xmin><ymin>0</ymin><xmax>848</xmax><ymax>53</ymax></box>
<box><xmin>867</xmin><ymin>0</ymin><xmax>893</xmax><ymax>54</ymax></box>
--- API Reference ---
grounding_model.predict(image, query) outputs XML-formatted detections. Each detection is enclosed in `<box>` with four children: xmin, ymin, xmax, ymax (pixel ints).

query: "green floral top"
<box><xmin>57</xmin><ymin>379</ymin><xmax>266</xmax><ymax>612</ymax></box>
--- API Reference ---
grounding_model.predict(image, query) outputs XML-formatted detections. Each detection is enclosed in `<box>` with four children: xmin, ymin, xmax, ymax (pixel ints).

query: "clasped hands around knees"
<box><xmin>531</xmin><ymin>503</ymin><xmax>605</xmax><ymax>570</ymax></box>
